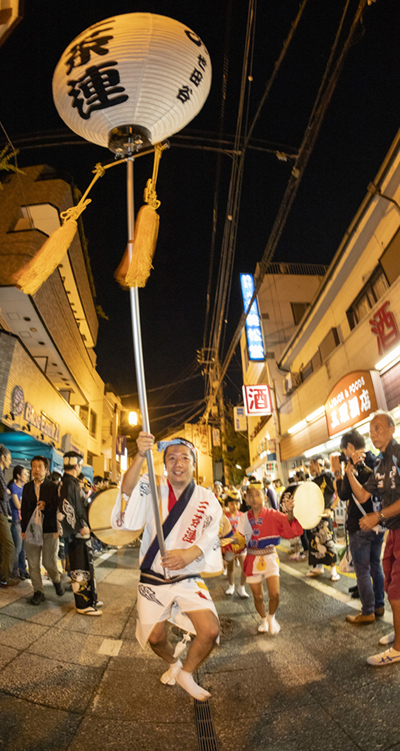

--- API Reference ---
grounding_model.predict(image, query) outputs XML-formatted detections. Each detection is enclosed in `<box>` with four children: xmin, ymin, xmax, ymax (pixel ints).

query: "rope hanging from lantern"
<box><xmin>115</xmin><ymin>142</ymin><xmax>168</xmax><ymax>289</ymax></box>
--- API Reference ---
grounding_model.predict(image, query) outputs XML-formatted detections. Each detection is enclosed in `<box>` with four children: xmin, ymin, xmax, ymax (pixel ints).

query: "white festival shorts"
<box><xmin>245</xmin><ymin>551</ymin><xmax>280</xmax><ymax>583</ymax></box>
<box><xmin>136</xmin><ymin>576</ymin><xmax>219</xmax><ymax>649</ymax></box>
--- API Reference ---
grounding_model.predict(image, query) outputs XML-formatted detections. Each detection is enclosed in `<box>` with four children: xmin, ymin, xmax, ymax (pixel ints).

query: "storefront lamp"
<box><xmin>288</xmin><ymin>419</ymin><xmax>307</xmax><ymax>435</ymax></box>
<box><xmin>128</xmin><ymin>411</ymin><xmax>138</xmax><ymax>426</ymax></box>
<box><xmin>305</xmin><ymin>406</ymin><xmax>325</xmax><ymax>423</ymax></box>
<box><xmin>375</xmin><ymin>344</ymin><xmax>400</xmax><ymax>374</ymax></box>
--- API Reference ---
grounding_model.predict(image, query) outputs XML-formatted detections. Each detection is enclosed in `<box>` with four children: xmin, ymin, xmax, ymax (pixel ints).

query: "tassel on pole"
<box><xmin>11</xmin><ymin>162</ymin><xmax>109</xmax><ymax>296</ymax></box>
<box><xmin>115</xmin><ymin>143</ymin><xmax>166</xmax><ymax>289</ymax></box>
<box><xmin>12</xmin><ymin>201</ymin><xmax>91</xmax><ymax>295</ymax></box>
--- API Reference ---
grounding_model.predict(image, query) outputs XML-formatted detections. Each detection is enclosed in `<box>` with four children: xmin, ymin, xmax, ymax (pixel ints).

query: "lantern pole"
<box><xmin>126</xmin><ymin>157</ymin><xmax>167</xmax><ymax>561</ymax></box>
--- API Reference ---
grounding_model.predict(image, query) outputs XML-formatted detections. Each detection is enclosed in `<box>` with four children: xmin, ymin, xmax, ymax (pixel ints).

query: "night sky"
<box><xmin>1</xmin><ymin>0</ymin><xmax>400</xmax><ymax>434</ymax></box>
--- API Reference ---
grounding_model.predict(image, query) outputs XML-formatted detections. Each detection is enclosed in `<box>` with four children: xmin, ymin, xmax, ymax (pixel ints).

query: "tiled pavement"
<box><xmin>0</xmin><ymin>546</ymin><xmax>399</xmax><ymax>751</ymax></box>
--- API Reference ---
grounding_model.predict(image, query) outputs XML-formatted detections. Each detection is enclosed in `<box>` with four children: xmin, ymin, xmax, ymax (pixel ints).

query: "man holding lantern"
<box><xmin>115</xmin><ymin>431</ymin><xmax>222</xmax><ymax>701</ymax></box>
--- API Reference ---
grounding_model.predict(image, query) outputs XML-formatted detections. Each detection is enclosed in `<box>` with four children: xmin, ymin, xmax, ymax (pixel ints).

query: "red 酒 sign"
<box><xmin>243</xmin><ymin>384</ymin><xmax>272</xmax><ymax>416</ymax></box>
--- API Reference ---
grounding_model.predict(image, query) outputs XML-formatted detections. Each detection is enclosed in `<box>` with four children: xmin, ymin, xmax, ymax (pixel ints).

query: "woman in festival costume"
<box><xmin>223</xmin><ymin>489</ymin><xmax>248</xmax><ymax>598</ymax></box>
<box><xmin>234</xmin><ymin>485</ymin><xmax>303</xmax><ymax>634</ymax></box>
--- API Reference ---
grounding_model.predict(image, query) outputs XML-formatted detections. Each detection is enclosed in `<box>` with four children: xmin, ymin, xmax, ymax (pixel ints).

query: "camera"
<box><xmin>338</xmin><ymin>451</ymin><xmax>347</xmax><ymax>463</ymax></box>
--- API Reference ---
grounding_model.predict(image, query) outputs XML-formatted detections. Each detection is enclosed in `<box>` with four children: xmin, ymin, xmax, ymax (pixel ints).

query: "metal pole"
<box><xmin>126</xmin><ymin>158</ymin><xmax>167</xmax><ymax>559</ymax></box>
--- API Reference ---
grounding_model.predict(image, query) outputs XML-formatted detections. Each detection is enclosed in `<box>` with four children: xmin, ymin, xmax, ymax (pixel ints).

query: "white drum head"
<box><xmin>88</xmin><ymin>487</ymin><xmax>143</xmax><ymax>546</ymax></box>
<box><xmin>292</xmin><ymin>482</ymin><xmax>324</xmax><ymax>530</ymax></box>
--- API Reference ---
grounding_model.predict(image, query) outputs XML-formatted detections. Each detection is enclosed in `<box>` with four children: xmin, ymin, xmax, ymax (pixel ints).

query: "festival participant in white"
<box><xmin>112</xmin><ymin>432</ymin><xmax>222</xmax><ymax>701</ymax></box>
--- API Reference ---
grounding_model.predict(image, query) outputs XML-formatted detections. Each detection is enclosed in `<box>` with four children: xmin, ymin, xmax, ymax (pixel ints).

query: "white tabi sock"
<box><xmin>160</xmin><ymin>658</ymin><xmax>182</xmax><ymax>686</ymax></box>
<box><xmin>258</xmin><ymin>618</ymin><xmax>269</xmax><ymax>633</ymax></box>
<box><xmin>267</xmin><ymin>613</ymin><xmax>281</xmax><ymax>635</ymax></box>
<box><xmin>175</xmin><ymin>669</ymin><xmax>211</xmax><ymax>701</ymax></box>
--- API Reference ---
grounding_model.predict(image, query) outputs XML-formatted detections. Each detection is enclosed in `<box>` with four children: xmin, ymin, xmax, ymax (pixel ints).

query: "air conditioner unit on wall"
<box><xmin>283</xmin><ymin>372</ymin><xmax>300</xmax><ymax>395</ymax></box>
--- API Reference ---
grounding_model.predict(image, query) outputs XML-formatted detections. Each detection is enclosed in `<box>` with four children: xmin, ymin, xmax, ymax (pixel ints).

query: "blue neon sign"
<box><xmin>240</xmin><ymin>274</ymin><xmax>265</xmax><ymax>361</ymax></box>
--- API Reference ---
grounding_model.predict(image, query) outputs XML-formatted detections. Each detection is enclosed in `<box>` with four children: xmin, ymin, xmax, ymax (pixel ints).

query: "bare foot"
<box><xmin>175</xmin><ymin>669</ymin><xmax>211</xmax><ymax>701</ymax></box>
<box><xmin>160</xmin><ymin>658</ymin><xmax>182</xmax><ymax>686</ymax></box>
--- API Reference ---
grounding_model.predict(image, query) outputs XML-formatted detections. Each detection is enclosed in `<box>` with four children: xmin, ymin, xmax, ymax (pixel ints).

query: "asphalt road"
<box><xmin>0</xmin><ymin>543</ymin><xmax>398</xmax><ymax>751</ymax></box>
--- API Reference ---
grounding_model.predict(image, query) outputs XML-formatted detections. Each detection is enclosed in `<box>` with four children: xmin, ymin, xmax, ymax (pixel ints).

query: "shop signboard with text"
<box><xmin>243</xmin><ymin>384</ymin><xmax>272</xmax><ymax>416</ymax></box>
<box><xmin>325</xmin><ymin>371</ymin><xmax>378</xmax><ymax>437</ymax></box>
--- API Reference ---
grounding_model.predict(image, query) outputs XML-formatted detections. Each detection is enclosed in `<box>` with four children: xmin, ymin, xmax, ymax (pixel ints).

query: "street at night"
<box><xmin>2</xmin><ymin>3</ymin><xmax>400</xmax><ymax>750</ymax></box>
<box><xmin>1</xmin><ymin>544</ymin><xmax>399</xmax><ymax>751</ymax></box>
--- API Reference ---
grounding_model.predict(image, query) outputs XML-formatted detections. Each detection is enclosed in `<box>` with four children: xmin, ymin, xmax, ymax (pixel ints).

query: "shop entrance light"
<box><xmin>288</xmin><ymin>419</ymin><xmax>307</xmax><ymax>435</ymax></box>
<box><xmin>375</xmin><ymin>344</ymin><xmax>400</xmax><ymax>374</ymax></box>
<box><xmin>306</xmin><ymin>406</ymin><xmax>325</xmax><ymax>423</ymax></box>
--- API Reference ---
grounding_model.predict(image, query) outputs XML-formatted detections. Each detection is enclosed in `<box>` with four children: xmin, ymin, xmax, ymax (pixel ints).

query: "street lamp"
<box><xmin>128</xmin><ymin>411</ymin><xmax>138</xmax><ymax>426</ymax></box>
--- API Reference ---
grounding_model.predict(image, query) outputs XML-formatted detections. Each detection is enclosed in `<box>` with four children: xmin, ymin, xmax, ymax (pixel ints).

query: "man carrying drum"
<box><xmin>114</xmin><ymin>432</ymin><xmax>222</xmax><ymax>701</ymax></box>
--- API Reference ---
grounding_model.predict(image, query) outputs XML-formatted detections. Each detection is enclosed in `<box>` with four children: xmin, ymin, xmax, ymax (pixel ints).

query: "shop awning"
<box><xmin>0</xmin><ymin>431</ymin><xmax>64</xmax><ymax>472</ymax></box>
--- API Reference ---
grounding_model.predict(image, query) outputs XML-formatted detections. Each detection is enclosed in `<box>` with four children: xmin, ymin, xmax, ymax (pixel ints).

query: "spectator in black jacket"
<box><xmin>0</xmin><ymin>444</ymin><xmax>20</xmax><ymax>589</ymax></box>
<box><xmin>21</xmin><ymin>456</ymin><xmax>64</xmax><ymax>605</ymax></box>
<box><xmin>331</xmin><ymin>429</ymin><xmax>384</xmax><ymax>625</ymax></box>
<box><xmin>59</xmin><ymin>451</ymin><xmax>102</xmax><ymax>616</ymax></box>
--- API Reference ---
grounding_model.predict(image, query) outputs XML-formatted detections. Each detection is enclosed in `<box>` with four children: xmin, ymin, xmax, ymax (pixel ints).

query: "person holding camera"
<box><xmin>345</xmin><ymin>411</ymin><xmax>400</xmax><ymax>665</ymax></box>
<box><xmin>331</xmin><ymin>429</ymin><xmax>384</xmax><ymax>625</ymax></box>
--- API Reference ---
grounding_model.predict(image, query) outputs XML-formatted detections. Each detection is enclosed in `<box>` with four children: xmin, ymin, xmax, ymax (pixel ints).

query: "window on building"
<box><xmin>291</xmin><ymin>302</ymin><xmax>310</xmax><ymax>326</ymax></box>
<box><xmin>12</xmin><ymin>203</ymin><xmax>60</xmax><ymax>236</ymax></box>
<box><xmin>380</xmin><ymin>227</ymin><xmax>400</xmax><ymax>285</ymax></box>
<box><xmin>79</xmin><ymin>404</ymin><xmax>89</xmax><ymax>429</ymax></box>
<box><xmin>319</xmin><ymin>327</ymin><xmax>339</xmax><ymax>362</ymax></box>
<box><xmin>346</xmin><ymin>266</ymin><xmax>389</xmax><ymax>330</ymax></box>
<box><xmin>89</xmin><ymin>409</ymin><xmax>97</xmax><ymax>438</ymax></box>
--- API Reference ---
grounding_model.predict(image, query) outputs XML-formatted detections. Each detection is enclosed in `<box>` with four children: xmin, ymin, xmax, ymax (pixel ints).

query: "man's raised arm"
<box><xmin>121</xmin><ymin>431</ymin><xmax>154</xmax><ymax>496</ymax></box>
<box><xmin>345</xmin><ymin>460</ymin><xmax>372</xmax><ymax>504</ymax></box>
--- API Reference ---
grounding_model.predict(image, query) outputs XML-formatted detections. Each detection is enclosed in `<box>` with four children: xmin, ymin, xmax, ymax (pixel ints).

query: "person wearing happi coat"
<box><xmin>111</xmin><ymin>432</ymin><xmax>222</xmax><ymax>701</ymax></box>
<box><xmin>59</xmin><ymin>451</ymin><xmax>101</xmax><ymax>616</ymax></box>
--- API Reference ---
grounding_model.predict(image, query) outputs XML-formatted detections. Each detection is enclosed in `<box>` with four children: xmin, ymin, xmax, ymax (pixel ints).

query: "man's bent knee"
<box><xmin>148</xmin><ymin>621</ymin><xmax>168</xmax><ymax>647</ymax></box>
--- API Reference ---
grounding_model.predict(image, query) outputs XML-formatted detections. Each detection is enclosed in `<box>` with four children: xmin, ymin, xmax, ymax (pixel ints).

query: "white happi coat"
<box><xmin>111</xmin><ymin>474</ymin><xmax>223</xmax><ymax>577</ymax></box>
<box><xmin>111</xmin><ymin>474</ymin><xmax>223</xmax><ymax>647</ymax></box>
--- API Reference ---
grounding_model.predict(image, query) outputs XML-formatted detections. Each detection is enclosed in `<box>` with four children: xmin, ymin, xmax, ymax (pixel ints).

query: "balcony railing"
<box><xmin>265</xmin><ymin>262</ymin><xmax>328</xmax><ymax>276</ymax></box>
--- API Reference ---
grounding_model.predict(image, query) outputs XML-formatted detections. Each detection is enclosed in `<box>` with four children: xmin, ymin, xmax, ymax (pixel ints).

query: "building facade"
<box><xmin>0</xmin><ymin>164</ymin><xmax>121</xmax><ymax>476</ymax></box>
<box><xmin>241</xmin><ymin>129</ymin><xmax>400</xmax><ymax>482</ymax></box>
<box><xmin>240</xmin><ymin>262</ymin><xmax>327</xmax><ymax>480</ymax></box>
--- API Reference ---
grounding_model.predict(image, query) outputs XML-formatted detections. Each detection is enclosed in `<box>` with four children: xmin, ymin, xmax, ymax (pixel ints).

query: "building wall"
<box><xmin>0</xmin><ymin>331</ymin><xmax>88</xmax><ymax>456</ymax></box>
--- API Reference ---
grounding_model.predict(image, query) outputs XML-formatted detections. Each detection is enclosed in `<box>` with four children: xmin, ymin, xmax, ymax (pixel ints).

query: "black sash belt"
<box><xmin>140</xmin><ymin>568</ymin><xmax>200</xmax><ymax>586</ymax></box>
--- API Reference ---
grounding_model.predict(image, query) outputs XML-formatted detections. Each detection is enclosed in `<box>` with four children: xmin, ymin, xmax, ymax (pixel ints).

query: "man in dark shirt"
<box><xmin>0</xmin><ymin>445</ymin><xmax>20</xmax><ymax>588</ymax></box>
<box><xmin>346</xmin><ymin>410</ymin><xmax>400</xmax><ymax>665</ymax></box>
<box><xmin>332</xmin><ymin>429</ymin><xmax>384</xmax><ymax>625</ymax></box>
<box><xmin>21</xmin><ymin>455</ymin><xmax>64</xmax><ymax>605</ymax></box>
<box><xmin>59</xmin><ymin>451</ymin><xmax>102</xmax><ymax>616</ymax></box>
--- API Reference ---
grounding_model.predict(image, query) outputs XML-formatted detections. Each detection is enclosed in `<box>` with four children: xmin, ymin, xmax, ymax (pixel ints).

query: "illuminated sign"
<box><xmin>24</xmin><ymin>402</ymin><xmax>60</xmax><ymax>442</ymax></box>
<box><xmin>240</xmin><ymin>274</ymin><xmax>265</xmax><ymax>361</ymax></box>
<box><xmin>243</xmin><ymin>385</ymin><xmax>272</xmax><ymax>416</ymax></box>
<box><xmin>325</xmin><ymin>371</ymin><xmax>378</xmax><ymax>437</ymax></box>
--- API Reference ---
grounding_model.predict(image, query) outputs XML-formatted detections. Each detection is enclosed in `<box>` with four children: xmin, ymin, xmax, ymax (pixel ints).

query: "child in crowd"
<box><xmin>223</xmin><ymin>489</ymin><xmax>248</xmax><ymax>598</ymax></box>
<box><xmin>235</xmin><ymin>484</ymin><xmax>303</xmax><ymax>634</ymax></box>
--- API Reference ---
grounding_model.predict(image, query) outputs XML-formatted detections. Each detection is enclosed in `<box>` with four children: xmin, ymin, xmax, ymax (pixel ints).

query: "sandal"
<box><xmin>76</xmin><ymin>606</ymin><xmax>103</xmax><ymax>616</ymax></box>
<box><xmin>330</xmin><ymin>573</ymin><xmax>340</xmax><ymax>582</ymax></box>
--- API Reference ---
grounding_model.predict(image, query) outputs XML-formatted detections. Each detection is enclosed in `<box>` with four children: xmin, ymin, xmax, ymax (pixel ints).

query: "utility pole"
<box><xmin>216</xmin><ymin>360</ymin><xmax>229</xmax><ymax>484</ymax></box>
<box><xmin>198</xmin><ymin>348</ymin><xmax>229</xmax><ymax>483</ymax></box>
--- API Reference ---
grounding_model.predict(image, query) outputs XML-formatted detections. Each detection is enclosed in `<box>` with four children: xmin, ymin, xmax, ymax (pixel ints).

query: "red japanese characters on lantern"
<box><xmin>242</xmin><ymin>385</ymin><xmax>272</xmax><ymax>416</ymax></box>
<box><xmin>369</xmin><ymin>301</ymin><xmax>400</xmax><ymax>356</ymax></box>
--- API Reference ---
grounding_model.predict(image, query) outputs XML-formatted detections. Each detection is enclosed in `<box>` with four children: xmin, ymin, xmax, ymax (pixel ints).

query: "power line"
<box><xmin>120</xmin><ymin>370</ymin><xmax>201</xmax><ymax>398</ymax></box>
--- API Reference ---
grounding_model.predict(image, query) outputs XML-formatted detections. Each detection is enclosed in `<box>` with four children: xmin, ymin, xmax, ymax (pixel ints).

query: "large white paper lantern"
<box><xmin>53</xmin><ymin>13</ymin><xmax>212</xmax><ymax>153</ymax></box>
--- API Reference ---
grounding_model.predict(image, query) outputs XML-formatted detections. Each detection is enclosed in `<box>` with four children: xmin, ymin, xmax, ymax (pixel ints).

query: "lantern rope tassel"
<box><xmin>12</xmin><ymin>163</ymin><xmax>107</xmax><ymax>296</ymax></box>
<box><xmin>115</xmin><ymin>143</ymin><xmax>167</xmax><ymax>289</ymax></box>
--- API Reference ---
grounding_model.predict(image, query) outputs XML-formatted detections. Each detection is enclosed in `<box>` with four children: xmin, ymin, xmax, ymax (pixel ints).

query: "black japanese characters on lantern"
<box><xmin>68</xmin><ymin>61</ymin><xmax>128</xmax><ymax>120</ymax></box>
